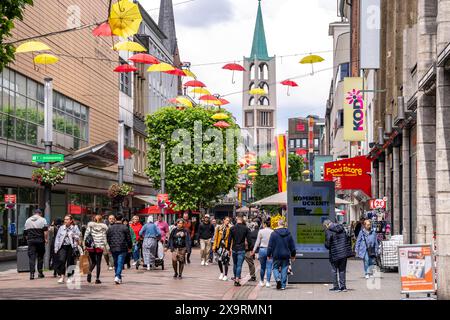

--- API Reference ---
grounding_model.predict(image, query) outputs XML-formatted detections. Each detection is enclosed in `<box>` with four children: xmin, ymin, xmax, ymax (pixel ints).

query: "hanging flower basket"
<box><xmin>31</xmin><ymin>167</ymin><xmax>67</xmax><ymax>187</ymax></box>
<box><xmin>108</xmin><ymin>183</ymin><xmax>134</xmax><ymax>201</ymax></box>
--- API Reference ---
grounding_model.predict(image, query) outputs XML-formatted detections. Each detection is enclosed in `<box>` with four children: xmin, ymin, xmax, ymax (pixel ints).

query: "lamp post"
<box><xmin>160</xmin><ymin>143</ymin><xmax>166</xmax><ymax>219</ymax></box>
<box><xmin>43</xmin><ymin>78</ymin><xmax>53</xmax><ymax>223</ymax></box>
<box><xmin>118</xmin><ymin>120</ymin><xmax>124</xmax><ymax>215</ymax></box>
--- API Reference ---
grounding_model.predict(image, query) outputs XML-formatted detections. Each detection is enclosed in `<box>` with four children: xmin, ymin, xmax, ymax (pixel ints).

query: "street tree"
<box><xmin>145</xmin><ymin>106</ymin><xmax>239</xmax><ymax>211</ymax></box>
<box><xmin>0</xmin><ymin>0</ymin><xmax>34</xmax><ymax>72</ymax></box>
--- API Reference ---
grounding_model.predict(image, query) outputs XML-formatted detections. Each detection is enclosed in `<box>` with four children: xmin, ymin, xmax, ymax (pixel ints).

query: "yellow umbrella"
<box><xmin>212</xmin><ymin>113</ymin><xmax>229</xmax><ymax>120</ymax></box>
<box><xmin>248</xmin><ymin>172</ymin><xmax>258</xmax><ymax>177</ymax></box>
<box><xmin>147</xmin><ymin>62</ymin><xmax>175</xmax><ymax>72</ymax></box>
<box><xmin>299</xmin><ymin>54</ymin><xmax>324</xmax><ymax>74</ymax></box>
<box><xmin>247</xmin><ymin>165</ymin><xmax>257</xmax><ymax>170</ymax></box>
<box><xmin>183</xmin><ymin>69</ymin><xmax>197</xmax><ymax>79</ymax></box>
<box><xmin>240</xmin><ymin>170</ymin><xmax>249</xmax><ymax>175</ymax></box>
<box><xmin>113</xmin><ymin>41</ymin><xmax>146</xmax><ymax>52</ymax></box>
<box><xmin>16</xmin><ymin>41</ymin><xmax>51</xmax><ymax>53</ymax></box>
<box><xmin>176</xmin><ymin>97</ymin><xmax>193</xmax><ymax>108</ymax></box>
<box><xmin>34</xmin><ymin>54</ymin><xmax>59</xmax><ymax>65</ymax></box>
<box><xmin>109</xmin><ymin>0</ymin><xmax>142</xmax><ymax>38</ymax></box>
<box><xmin>249</xmin><ymin>88</ymin><xmax>267</xmax><ymax>95</ymax></box>
<box><xmin>191</xmin><ymin>88</ymin><xmax>210</xmax><ymax>95</ymax></box>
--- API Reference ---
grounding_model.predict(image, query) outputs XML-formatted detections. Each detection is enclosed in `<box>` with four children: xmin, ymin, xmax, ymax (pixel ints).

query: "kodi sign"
<box><xmin>344</xmin><ymin>77</ymin><xmax>366</xmax><ymax>141</ymax></box>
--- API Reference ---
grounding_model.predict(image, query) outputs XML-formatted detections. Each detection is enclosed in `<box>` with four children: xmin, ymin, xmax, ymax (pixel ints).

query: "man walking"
<box><xmin>324</xmin><ymin>219</ymin><xmax>354</xmax><ymax>292</ymax></box>
<box><xmin>104</xmin><ymin>214</ymin><xmax>116</xmax><ymax>270</ymax></box>
<box><xmin>198</xmin><ymin>214</ymin><xmax>215</xmax><ymax>266</ymax></box>
<box><xmin>228</xmin><ymin>214</ymin><xmax>249</xmax><ymax>286</ymax></box>
<box><xmin>24</xmin><ymin>209</ymin><xmax>48</xmax><ymax>280</ymax></box>
<box><xmin>183</xmin><ymin>212</ymin><xmax>195</xmax><ymax>264</ymax></box>
<box><xmin>106</xmin><ymin>214</ymin><xmax>132</xmax><ymax>284</ymax></box>
<box><xmin>267</xmin><ymin>219</ymin><xmax>296</xmax><ymax>290</ymax></box>
<box><xmin>245</xmin><ymin>220</ymin><xmax>259</xmax><ymax>281</ymax></box>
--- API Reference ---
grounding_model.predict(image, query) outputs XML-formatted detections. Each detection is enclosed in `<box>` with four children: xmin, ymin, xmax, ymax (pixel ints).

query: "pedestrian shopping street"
<box><xmin>0</xmin><ymin>248</ymin><xmax>403</xmax><ymax>300</ymax></box>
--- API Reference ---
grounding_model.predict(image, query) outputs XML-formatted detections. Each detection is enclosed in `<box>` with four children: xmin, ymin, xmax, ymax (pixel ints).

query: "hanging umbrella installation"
<box><xmin>92</xmin><ymin>22</ymin><xmax>113</xmax><ymax>36</ymax></box>
<box><xmin>212</xmin><ymin>98</ymin><xmax>230</xmax><ymax>106</ymax></box>
<box><xmin>114</xmin><ymin>64</ymin><xmax>137</xmax><ymax>72</ymax></box>
<box><xmin>164</xmin><ymin>68</ymin><xmax>186</xmax><ymax>77</ymax></box>
<box><xmin>184</xmin><ymin>80</ymin><xmax>206</xmax><ymax>88</ymax></box>
<box><xmin>15</xmin><ymin>41</ymin><xmax>51</xmax><ymax>53</ymax></box>
<box><xmin>223</xmin><ymin>63</ymin><xmax>245</xmax><ymax>84</ymax></box>
<box><xmin>190</xmin><ymin>88</ymin><xmax>210</xmax><ymax>95</ymax></box>
<box><xmin>213</xmin><ymin>121</ymin><xmax>230</xmax><ymax>129</ymax></box>
<box><xmin>128</xmin><ymin>53</ymin><xmax>159</xmax><ymax>64</ymax></box>
<box><xmin>147</xmin><ymin>62</ymin><xmax>175</xmax><ymax>73</ymax></box>
<box><xmin>34</xmin><ymin>54</ymin><xmax>59</xmax><ymax>65</ymax></box>
<box><xmin>280</xmin><ymin>79</ymin><xmax>298</xmax><ymax>96</ymax></box>
<box><xmin>108</xmin><ymin>0</ymin><xmax>143</xmax><ymax>38</ymax></box>
<box><xmin>183</xmin><ymin>69</ymin><xmax>197</xmax><ymax>79</ymax></box>
<box><xmin>249</xmin><ymin>88</ymin><xmax>267</xmax><ymax>95</ymax></box>
<box><xmin>113</xmin><ymin>41</ymin><xmax>146</xmax><ymax>52</ymax></box>
<box><xmin>199</xmin><ymin>95</ymin><xmax>219</xmax><ymax>105</ymax></box>
<box><xmin>299</xmin><ymin>54</ymin><xmax>324</xmax><ymax>75</ymax></box>
<box><xmin>211</xmin><ymin>113</ymin><xmax>229</xmax><ymax>120</ymax></box>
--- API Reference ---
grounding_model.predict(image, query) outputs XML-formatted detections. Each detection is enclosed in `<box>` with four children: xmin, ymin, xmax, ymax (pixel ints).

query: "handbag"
<box><xmin>363</xmin><ymin>233</ymin><xmax>377</xmax><ymax>258</ymax></box>
<box><xmin>79</xmin><ymin>252</ymin><xmax>90</xmax><ymax>275</ymax></box>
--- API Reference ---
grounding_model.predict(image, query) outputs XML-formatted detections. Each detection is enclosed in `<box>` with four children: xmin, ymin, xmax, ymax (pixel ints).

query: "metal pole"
<box><xmin>118</xmin><ymin>120</ymin><xmax>125</xmax><ymax>215</ymax></box>
<box><xmin>43</xmin><ymin>78</ymin><xmax>53</xmax><ymax>223</ymax></box>
<box><xmin>160</xmin><ymin>143</ymin><xmax>166</xmax><ymax>220</ymax></box>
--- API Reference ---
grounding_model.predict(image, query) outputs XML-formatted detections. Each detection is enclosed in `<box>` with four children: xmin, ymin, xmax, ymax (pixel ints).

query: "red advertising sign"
<box><xmin>324</xmin><ymin>156</ymin><xmax>372</xmax><ymax>197</ymax></box>
<box><xmin>296</xmin><ymin>123</ymin><xmax>305</xmax><ymax>132</ymax></box>
<box><xmin>4</xmin><ymin>195</ymin><xmax>16</xmax><ymax>203</ymax></box>
<box><xmin>369</xmin><ymin>197</ymin><xmax>388</xmax><ymax>209</ymax></box>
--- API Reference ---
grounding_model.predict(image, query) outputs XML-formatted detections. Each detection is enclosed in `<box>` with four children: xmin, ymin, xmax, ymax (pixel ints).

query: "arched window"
<box><xmin>259</xmin><ymin>82</ymin><xmax>269</xmax><ymax>93</ymax></box>
<box><xmin>249</xmin><ymin>97</ymin><xmax>255</xmax><ymax>106</ymax></box>
<box><xmin>259</xmin><ymin>97</ymin><xmax>270</xmax><ymax>106</ymax></box>
<box><xmin>259</xmin><ymin>63</ymin><xmax>269</xmax><ymax>80</ymax></box>
<box><xmin>250</xmin><ymin>63</ymin><xmax>256</xmax><ymax>80</ymax></box>
<box><xmin>249</xmin><ymin>82</ymin><xmax>256</xmax><ymax>91</ymax></box>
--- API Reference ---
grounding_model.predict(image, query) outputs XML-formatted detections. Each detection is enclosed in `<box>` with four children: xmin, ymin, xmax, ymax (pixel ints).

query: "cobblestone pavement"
<box><xmin>0</xmin><ymin>250</ymin><xmax>405</xmax><ymax>300</ymax></box>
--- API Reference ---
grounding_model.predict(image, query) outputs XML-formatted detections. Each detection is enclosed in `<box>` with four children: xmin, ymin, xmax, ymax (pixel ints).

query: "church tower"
<box><xmin>242</xmin><ymin>0</ymin><xmax>277</xmax><ymax>153</ymax></box>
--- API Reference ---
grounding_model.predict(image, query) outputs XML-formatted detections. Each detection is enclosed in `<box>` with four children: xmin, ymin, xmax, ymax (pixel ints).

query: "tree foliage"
<box><xmin>0</xmin><ymin>0</ymin><xmax>34</xmax><ymax>72</ymax></box>
<box><xmin>145</xmin><ymin>106</ymin><xmax>239</xmax><ymax>211</ymax></box>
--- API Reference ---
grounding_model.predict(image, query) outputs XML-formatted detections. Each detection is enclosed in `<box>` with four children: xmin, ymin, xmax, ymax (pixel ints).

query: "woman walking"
<box><xmin>54</xmin><ymin>215</ymin><xmax>81</xmax><ymax>284</ymax></box>
<box><xmin>49</xmin><ymin>218</ymin><xmax>62</xmax><ymax>277</ymax></box>
<box><xmin>122</xmin><ymin>219</ymin><xmax>135</xmax><ymax>269</ymax></box>
<box><xmin>140</xmin><ymin>216</ymin><xmax>161</xmax><ymax>270</ymax></box>
<box><xmin>212</xmin><ymin>216</ymin><xmax>231</xmax><ymax>281</ymax></box>
<box><xmin>252</xmin><ymin>219</ymin><xmax>273</xmax><ymax>287</ymax></box>
<box><xmin>84</xmin><ymin>214</ymin><xmax>107</xmax><ymax>284</ymax></box>
<box><xmin>168</xmin><ymin>219</ymin><xmax>191</xmax><ymax>279</ymax></box>
<box><xmin>355</xmin><ymin>219</ymin><xmax>379</xmax><ymax>278</ymax></box>
<box><xmin>130</xmin><ymin>215</ymin><xmax>143</xmax><ymax>268</ymax></box>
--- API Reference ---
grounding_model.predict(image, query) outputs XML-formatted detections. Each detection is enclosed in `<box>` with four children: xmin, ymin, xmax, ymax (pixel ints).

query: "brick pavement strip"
<box><xmin>0</xmin><ymin>250</ymin><xmax>403</xmax><ymax>300</ymax></box>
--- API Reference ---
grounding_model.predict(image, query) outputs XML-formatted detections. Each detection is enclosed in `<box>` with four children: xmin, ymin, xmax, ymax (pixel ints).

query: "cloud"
<box><xmin>317</xmin><ymin>0</ymin><xmax>338</xmax><ymax>12</ymax></box>
<box><xmin>174</xmin><ymin>0</ymin><xmax>234</xmax><ymax>28</ymax></box>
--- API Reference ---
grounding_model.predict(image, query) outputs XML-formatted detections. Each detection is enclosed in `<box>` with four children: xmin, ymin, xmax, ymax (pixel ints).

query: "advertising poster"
<box><xmin>398</xmin><ymin>245</ymin><xmax>436</xmax><ymax>293</ymax></box>
<box><xmin>276</xmin><ymin>134</ymin><xmax>287</xmax><ymax>192</ymax></box>
<box><xmin>288</xmin><ymin>181</ymin><xmax>335</xmax><ymax>254</ymax></box>
<box><xmin>343</xmin><ymin>77</ymin><xmax>366</xmax><ymax>141</ymax></box>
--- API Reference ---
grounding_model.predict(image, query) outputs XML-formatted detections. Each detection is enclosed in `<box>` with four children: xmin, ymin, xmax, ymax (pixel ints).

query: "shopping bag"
<box><xmin>79</xmin><ymin>253</ymin><xmax>90</xmax><ymax>275</ymax></box>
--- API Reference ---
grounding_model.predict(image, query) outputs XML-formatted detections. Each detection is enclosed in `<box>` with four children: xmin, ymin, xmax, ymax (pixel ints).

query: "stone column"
<box><xmin>393</xmin><ymin>146</ymin><xmax>400</xmax><ymax>235</ymax></box>
<box><xmin>435</xmin><ymin>0</ymin><xmax>450</xmax><ymax>300</ymax></box>
<box><xmin>378</xmin><ymin>158</ymin><xmax>385</xmax><ymax>200</ymax></box>
<box><xmin>416</xmin><ymin>0</ymin><xmax>437</xmax><ymax>244</ymax></box>
<box><xmin>372</xmin><ymin>163</ymin><xmax>379</xmax><ymax>199</ymax></box>
<box><xmin>385</xmin><ymin>152</ymin><xmax>392</xmax><ymax>223</ymax></box>
<box><xmin>402</xmin><ymin>128</ymin><xmax>411</xmax><ymax>243</ymax></box>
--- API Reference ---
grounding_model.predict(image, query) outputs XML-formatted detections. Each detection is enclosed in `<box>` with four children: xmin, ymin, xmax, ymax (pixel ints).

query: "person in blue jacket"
<box><xmin>355</xmin><ymin>219</ymin><xmax>379</xmax><ymax>279</ymax></box>
<box><xmin>139</xmin><ymin>216</ymin><xmax>161</xmax><ymax>271</ymax></box>
<box><xmin>267</xmin><ymin>219</ymin><xmax>296</xmax><ymax>290</ymax></box>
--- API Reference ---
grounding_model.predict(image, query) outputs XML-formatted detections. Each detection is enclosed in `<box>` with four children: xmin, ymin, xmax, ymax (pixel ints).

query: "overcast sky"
<box><xmin>140</xmin><ymin>0</ymin><xmax>339</xmax><ymax>133</ymax></box>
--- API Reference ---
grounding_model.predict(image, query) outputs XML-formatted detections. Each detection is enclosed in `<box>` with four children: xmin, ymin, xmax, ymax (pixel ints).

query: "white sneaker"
<box><xmin>223</xmin><ymin>276</ymin><xmax>228</xmax><ymax>281</ymax></box>
<box><xmin>219</xmin><ymin>273</ymin><xmax>224</xmax><ymax>280</ymax></box>
<box><xmin>132</xmin><ymin>261</ymin><xmax>137</xmax><ymax>266</ymax></box>
<box><xmin>201</xmin><ymin>259</ymin><xmax>205</xmax><ymax>266</ymax></box>
<box><xmin>119</xmin><ymin>278</ymin><xmax>123</xmax><ymax>284</ymax></box>
<box><xmin>259</xmin><ymin>281</ymin><xmax>265</xmax><ymax>287</ymax></box>
<box><xmin>365</xmin><ymin>274</ymin><xmax>370</xmax><ymax>279</ymax></box>
<box><xmin>114</xmin><ymin>276</ymin><xmax>120</xmax><ymax>284</ymax></box>
<box><xmin>57</xmin><ymin>276</ymin><xmax>65</xmax><ymax>284</ymax></box>
<box><xmin>147</xmin><ymin>265</ymin><xmax>151</xmax><ymax>271</ymax></box>
<box><xmin>266</xmin><ymin>282</ymin><xmax>271</xmax><ymax>288</ymax></box>
<box><xmin>205</xmin><ymin>261</ymin><xmax>209</xmax><ymax>266</ymax></box>
<box><xmin>108</xmin><ymin>267</ymin><xmax>113</xmax><ymax>271</ymax></box>
<box><xmin>66</xmin><ymin>277</ymin><xmax>73</xmax><ymax>284</ymax></box>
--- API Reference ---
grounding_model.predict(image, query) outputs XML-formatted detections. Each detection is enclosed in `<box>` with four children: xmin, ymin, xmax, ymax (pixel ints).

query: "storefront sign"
<box><xmin>398</xmin><ymin>244</ymin><xmax>436</xmax><ymax>294</ymax></box>
<box><xmin>296</xmin><ymin>123</ymin><xmax>305</xmax><ymax>132</ymax></box>
<box><xmin>343</xmin><ymin>78</ymin><xmax>366</xmax><ymax>141</ymax></box>
<box><xmin>32</xmin><ymin>154</ymin><xmax>64</xmax><ymax>163</ymax></box>
<box><xmin>369</xmin><ymin>197</ymin><xmax>387</xmax><ymax>209</ymax></box>
<box><xmin>308</xmin><ymin>117</ymin><xmax>315</xmax><ymax>153</ymax></box>
<box><xmin>4</xmin><ymin>194</ymin><xmax>16</xmax><ymax>203</ymax></box>
<box><xmin>157</xmin><ymin>194</ymin><xmax>169</xmax><ymax>208</ymax></box>
<box><xmin>324</xmin><ymin>156</ymin><xmax>372</xmax><ymax>197</ymax></box>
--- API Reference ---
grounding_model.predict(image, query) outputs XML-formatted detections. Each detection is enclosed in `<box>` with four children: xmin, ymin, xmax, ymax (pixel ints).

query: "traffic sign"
<box><xmin>4</xmin><ymin>194</ymin><xmax>16</xmax><ymax>203</ymax></box>
<box><xmin>32</xmin><ymin>154</ymin><xmax>64</xmax><ymax>163</ymax></box>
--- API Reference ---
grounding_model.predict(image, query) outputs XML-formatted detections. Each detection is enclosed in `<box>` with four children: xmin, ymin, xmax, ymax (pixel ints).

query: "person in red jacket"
<box><xmin>130</xmin><ymin>215</ymin><xmax>143</xmax><ymax>268</ymax></box>
<box><xmin>183</xmin><ymin>212</ymin><xmax>195</xmax><ymax>264</ymax></box>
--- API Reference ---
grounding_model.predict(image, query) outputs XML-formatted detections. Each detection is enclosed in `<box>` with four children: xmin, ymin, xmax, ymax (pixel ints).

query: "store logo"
<box><xmin>346</xmin><ymin>89</ymin><xmax>364</xmax><ymax>131</ymax></box>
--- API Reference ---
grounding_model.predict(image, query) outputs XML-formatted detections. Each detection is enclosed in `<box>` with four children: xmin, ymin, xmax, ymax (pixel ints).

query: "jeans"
<box><xmin>272</xmin><ymin>259</ymin><xmax>289</xmax><ymax>289</ymax></box>
<box><xmin>57</xmin><ymin>245</ymin><xmax>75</xmax><ymax>277</ymax></box>
<box><xmin>363</xmin><ymin>253</ymin><xmax>376</xmax><ymax>275</ymax></box>
<box><xmin>331</xmin><ymin>258</ymin><xmax>347</xmax><ymax>289</ymax></box>
<box><xmin>232</xmin><ymin>250</ymin><xmax>245</xmax><ymax>279</ymax></box>
<box><xmin>112</xmin><ymin>251</ymin><xmax>127</xmax><ymax>279</ymax></box>
<box><xmin>132</xmin><ymin>243</ymin><xmax>140</xmax><ymax>262</ymax></box>
<box><xmin>27</xmin><ymin>242</ymin><xmax>45</xmax><ymax>273</ymax></box>
<box><xmin>258</xmin><ymin>248</ymin><xmax>272</xmax><ymax>282</ymax></box>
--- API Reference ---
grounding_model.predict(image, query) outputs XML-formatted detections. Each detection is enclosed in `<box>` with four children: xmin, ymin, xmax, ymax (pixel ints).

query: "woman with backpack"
<box><xmin>212</xmin><ymin>216</ymin><xmax>232</xmax><ymax>281</ymax></box>
<box><xmin>355</xmin><ymin>219</ymin><xmax>380</xmax><ymax>279</ymax></box>
<box><xmin>84</xmin><ymin>214</ymin><xmax>108</xmax><ymax>284</ymax></box>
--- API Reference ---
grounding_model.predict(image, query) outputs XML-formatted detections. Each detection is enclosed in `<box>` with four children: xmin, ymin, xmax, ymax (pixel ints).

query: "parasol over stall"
<box><xmin>280</xmin><ymin>79</ymin><xmax>298</xmax><ymax>96</ymax></box>
<box><xmin>223</xmin><ymin>63</ymin><xmax>245</xmax><ymax>84</ymax></box>
<box><xmin>108</xmin><ymin>0</ymin><xmax>143</xmax><ymax>38</ymax></box>
<box><xmin>299</xmin><ymin>54</ymin><xmax>324</xmax><ymax>75</ymax></box>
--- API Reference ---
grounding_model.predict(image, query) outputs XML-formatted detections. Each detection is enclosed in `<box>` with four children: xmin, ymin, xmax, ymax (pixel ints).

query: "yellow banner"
<box><xmin>343</xmin><ymin>77</ymin><xmax>366</xmax><ymax>141</ymax></box>
<box><xmin>277</xmin><ymin>135</ymin><xmax>287</xmax><ymax>192</ymax></box>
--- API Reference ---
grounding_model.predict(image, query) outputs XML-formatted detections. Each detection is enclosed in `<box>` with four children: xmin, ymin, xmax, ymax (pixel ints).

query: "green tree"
<box><xmin>145</xmin><ymin>106</ymin><xmax>239</xmax><ymax>211</ymax></box>
<box><xmin>0</xmin><ymin>0</ymin><xmax>34</xmax><ymax>72</ymax></box>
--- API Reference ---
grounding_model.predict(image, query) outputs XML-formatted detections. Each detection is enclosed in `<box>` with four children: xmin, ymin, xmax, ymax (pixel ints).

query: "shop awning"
<box><xmin>63</xmin><ymin>140</ymin><xmax>118</xmax><ymax>170</ymax></box>
<box><xmin>134</xmin><ymin>195</ymin><xmax>157</xmax><ymax>205</ymax></box>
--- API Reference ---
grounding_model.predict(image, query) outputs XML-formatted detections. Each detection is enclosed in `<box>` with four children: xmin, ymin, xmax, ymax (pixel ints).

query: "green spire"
<box><xmin>250</xmin><ymin>0</ymin><xmax>270</xmax><ymax>60</ymax></box>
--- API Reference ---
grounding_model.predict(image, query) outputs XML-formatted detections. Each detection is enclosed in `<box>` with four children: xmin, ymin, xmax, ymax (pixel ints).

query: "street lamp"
<box><xmin>118</xmin><ymin>120</ymin><xmax>125</xmax><ymax>215</ymax></box>
<box><xmin>43</xmin><ymin>78</ymin><xmax>53</xmax><ymax>223</ymax></box>
<box><xmin>160</xmin><ymin>143</ymin><xmax>166</xmax><ymax>220</ymax></box>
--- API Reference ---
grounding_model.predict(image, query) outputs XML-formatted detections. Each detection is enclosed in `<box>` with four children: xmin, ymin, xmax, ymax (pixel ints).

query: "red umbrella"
<box><xmin>114</xmin><ymin>64</ymin><xmax>137</xmax><ymax>72</ymax></box>
<box><xmin>217</xmin><ymin>98</ymin><xmax>230</xmax><ymax>106</ymax></box>
<box><xmin>223</xmin><ymin>63</ymin><xmax>246</xmax><ymax>84</ymax></box>
<box><xmin>184</xmin><ymin>80</ymin><xmax>206</xmax><ymax>88</ymax></box>
<box><xmin>199</xmin><ymin>95</ymin><xmax>219</xmax><ymax>102</ymax></box>
<box><xmin>128</xmin><ymin>53</ymin><xmax>159</xmax><ymax>65</ymax></box>
<box><xmin>281</xmin><ymin>79</ymin><xmax>299</xmax><ymax>96</ymax></box>
<box><xmin>213</xmin><ymin>121</ymin><xmax>230</xmax><ymax>128</ymax></box>
<box><xmin>164</xmin><ymin>68</ymin><xmax>186</xmax><ymax>77</ymax></box>
<box><xmin>92</xmin><ymin>22</ymin><xmax>112</xmax><ymax>36</ymax></box>
<box><xmin>261</xmin><ymin>163</ymin><xmax>273</xmax><ymax>169</ymax></box>
<box><xmin>168</xmin><ymin>98</ymin><xmax>178</xmax><ymax>104</ymax></box>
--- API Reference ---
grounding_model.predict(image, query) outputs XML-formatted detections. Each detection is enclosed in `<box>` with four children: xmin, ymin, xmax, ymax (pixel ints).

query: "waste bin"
<box><xmin>16</xmin><ymin>246</ymin><xmax>29</xmax><ymax>272</ymax></box>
